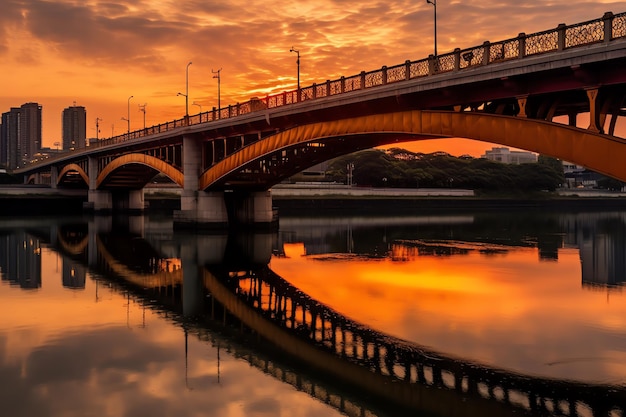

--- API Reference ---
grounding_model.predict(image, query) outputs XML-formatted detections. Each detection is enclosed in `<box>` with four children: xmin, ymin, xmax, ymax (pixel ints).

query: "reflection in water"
<box><xmin>0</xmin><ymin>231</ymin><xmax>42</xmax><ymax>289</ymax></box>
<box><xmin>0</xmin><ymin>210</ymin><xmax>625</xmax><ymax>417</ymax></box>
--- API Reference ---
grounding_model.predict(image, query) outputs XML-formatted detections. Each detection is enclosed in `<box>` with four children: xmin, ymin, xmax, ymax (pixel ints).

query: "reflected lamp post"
<box><xmin>289</xmin><ymin>47</ymin><xmax>300</xmax><ymax>90</ymax></box>
<box><xmin>177</xmin><ymin>61</ymin><xmax>192</xmax><ymax>117</ymax></box>
<box><xmin>426</xmin><ymin>0</ymin><xmax>437</xmax><ymax>57</ymax></box>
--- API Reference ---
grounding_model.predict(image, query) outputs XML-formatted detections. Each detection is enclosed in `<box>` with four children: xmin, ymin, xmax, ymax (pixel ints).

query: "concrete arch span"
<box><xmin>96</xmin><ymin>153</ymin><xmax>184</xmax><ymax>190</ymax></box>
<box><xmin>58</xmin><ymin>163</ymin><xmax>89</xmax><ymax>188</ymax></box>
<box><xmin>200</xmin><ymin>110</ymin><xmax>626</xmax><ymax>190</ymax></box>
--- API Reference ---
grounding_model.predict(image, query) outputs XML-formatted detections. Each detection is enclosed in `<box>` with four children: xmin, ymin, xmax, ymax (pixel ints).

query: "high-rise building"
<box><xmin>0</xmin><ymin>104</ymin><xmax>41</xmax><ymax>169</ymax></box>
<box><xmin>62</xmin><ymin>105</ymin><xmax>86</xmax><ymax>150</ymax></box>
<box><xmin>19</xmin><ymin>103</ymin><xmax>42</xmax><ymax>167</ymax></box>
<box><xmin>1</xmin><ymin>108</ymin><xmax>21</xmax><ymax>169</ymax></box>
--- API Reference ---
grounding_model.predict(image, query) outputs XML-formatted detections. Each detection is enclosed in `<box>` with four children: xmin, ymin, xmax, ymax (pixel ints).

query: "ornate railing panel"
<box><xmin>459</xmin><ymin>45</ymin><xmax>485</xmax><ymax>69</ymax></box>
<box><xmin>613</xmin><ymin>13</ymin><xmax>626</xmax><ymax>38</ymax></box>
<box><xmin>566</xmin><ymin>19</ymin><xmax>605</xmax><ymax>48</ymax></box>
<box><xmin>524</xmin><ymin>29</ymin><xmax>559</xmax><ymax>55</ymax></box>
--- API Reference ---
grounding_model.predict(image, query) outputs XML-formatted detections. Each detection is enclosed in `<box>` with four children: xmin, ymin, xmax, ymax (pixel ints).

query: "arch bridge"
<box><xmin>16</xmin><ymin>11</ymin><xmax>626</xmax><ymax>227</ymax></box>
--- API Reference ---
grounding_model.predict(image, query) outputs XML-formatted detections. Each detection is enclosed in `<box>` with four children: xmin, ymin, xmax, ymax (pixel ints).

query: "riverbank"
<box><xmin>2</xmin><ymin>183</ymin><xmax>626</xmax><ymax>216</ymax></box>
<box><xmin>144</xmin><ymin>184</ymin><xmax>626</xmax><ymax>215</ymax></box>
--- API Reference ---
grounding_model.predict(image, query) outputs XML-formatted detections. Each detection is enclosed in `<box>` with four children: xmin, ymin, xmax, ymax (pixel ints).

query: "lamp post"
<box><xmin>95</xmin><ymin>117</ymin><xmax>102</xmax><ymax>140</ymax></box>
<box><xmin>177</xmin><ymin>61</ymin><xmax>192</xmax><ymax>117</ymax></box>
<box><xmin>212</xmin><ymin>68</ymin><xmax>221</xmax><ymax>112</ymax></box>
<box><xmin>138</xmin><ymin>103</ymin><xmax>147</xmax><ymax>129</ymax></box>
<box><xmin>426</xmin><ymin>0</ymin><xmax>437</xmax><ymax>57</ymax></box>
<box><xmin>125</xmin><ymin>95</ymin><xmax>133</xmax><ymax>133</ymax></box>
<box><xmin>289</xmin><ymin>47</ymin><xmax>300</xmax><ymax>90</ymax></box>
<box><xmin>192</xmin><ymin>101</ymin><xmax>202</xmax><ymax>113</ymax></box>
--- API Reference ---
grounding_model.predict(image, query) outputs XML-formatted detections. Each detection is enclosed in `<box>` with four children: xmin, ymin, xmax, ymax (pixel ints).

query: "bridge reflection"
<box><xmin>2</xmin><ymin>213</ymin><xmax>626</xmax><ymax>416</ymax></box>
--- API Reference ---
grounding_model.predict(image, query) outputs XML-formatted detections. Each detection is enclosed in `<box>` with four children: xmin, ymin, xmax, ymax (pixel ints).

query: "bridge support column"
<box><xmin>231</xmin><ymin>190</ymin><xmax>276</xmax><ymax>227</ymax></box>
<box><xmin>586</xmin><ymin>88</ymin><xmax>602</xmax><ymax>133</ymax></box>
<box><xmin>174</xmin><ymin>135</ymin><xmax>229</xmax><ymax>228</ymax></box>
<box><xmin>50</xmin><ymin>166</ymin><xmax>58</xmax><ymax>189</ymax></box>
<box><xmin>126</xmin><ymin>189</ymin><xmax>145</xmax><ymax>212</ymax></box>
<box><xmin>175</xmin><ymin>191</ymin><xmax>229</xmax><ymax>228</ymax></box>
<box><xmin>86</xmin><ymin>156</ymin><xmax>112</xmax><ymax>212</ymax></box>
<box><xmin>516</xmin><ymin>96</ymin><xmax>528</xmax><ymax>117</ymax></box>
<box><xmin>87</xmin><ymin>190</ymin><xmax>113</xmax><ymax>212</ymax></box>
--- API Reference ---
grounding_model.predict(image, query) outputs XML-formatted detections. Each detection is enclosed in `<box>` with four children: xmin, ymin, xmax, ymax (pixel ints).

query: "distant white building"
<box><xmin>562</xmin><ymin>161</ymin><xmax>585</xmax><ymax>174</ymax></box>
<box><xmin>481</xmin><ymin>147</ymin><xmax>537</xmax><ymax>164</ymax></box>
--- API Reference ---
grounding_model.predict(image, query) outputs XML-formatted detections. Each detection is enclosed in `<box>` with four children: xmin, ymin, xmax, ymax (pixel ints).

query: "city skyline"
<box><xmin>1</xmin><ymin>1</ymin><xmax>624</xmax><ymax>156</ymax></box>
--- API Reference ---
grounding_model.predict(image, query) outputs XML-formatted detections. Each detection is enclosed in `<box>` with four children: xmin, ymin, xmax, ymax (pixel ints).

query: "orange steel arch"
<box><xmin>96</xmin><ymin>153</ymin><xmax>184</xmax><ymax>189</ymax></box>
<box><xmin>199</xmin><ymin>110</ymin><xmax>626</xmax><ymax>189</ymax></box>
<box><xmin>58</xmin><ymin>163</ymin><xmax>89</xmax><ymax>186</ymax></box>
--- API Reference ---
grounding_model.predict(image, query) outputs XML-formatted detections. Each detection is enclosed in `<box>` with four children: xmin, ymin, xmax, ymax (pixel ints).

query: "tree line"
<box><xmin>324</xmin><ymin>148</ymin><xmax>566</xmax><ymax>192</ymax></box>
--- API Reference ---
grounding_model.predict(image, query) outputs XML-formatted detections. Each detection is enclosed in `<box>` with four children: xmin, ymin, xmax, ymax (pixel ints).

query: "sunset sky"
<box><xmin>1</xmin><ymin>0</ymin><xmax>624</xmax><ymax>155</ymax></box>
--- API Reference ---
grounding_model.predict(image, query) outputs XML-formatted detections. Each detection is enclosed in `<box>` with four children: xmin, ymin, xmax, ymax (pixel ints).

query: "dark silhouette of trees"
<box><xmin>325</xmin><ymin>148</ymin><xmax>564</xmax><ymax>191</ymax></box>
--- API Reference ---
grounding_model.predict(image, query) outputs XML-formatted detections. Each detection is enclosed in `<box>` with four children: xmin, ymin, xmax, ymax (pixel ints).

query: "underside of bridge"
<box><xmin>199</xmin><ymin>109</ymin><xmax>626</xmax><ymax>191</ymax></box>
<box><xmin>95</xmin><ymin>154</ymin><xmax>184</xmax><ymax>190</ymax></box>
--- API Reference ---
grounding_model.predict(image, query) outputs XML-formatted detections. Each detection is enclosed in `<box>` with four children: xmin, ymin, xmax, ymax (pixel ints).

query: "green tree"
<box><xmin>325</xmin><ymin>148</ymin><xmax>564</xmax><ymax>192</ymax></box>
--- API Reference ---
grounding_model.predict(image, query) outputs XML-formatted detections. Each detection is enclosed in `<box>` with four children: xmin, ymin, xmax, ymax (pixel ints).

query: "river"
<box><xmin>1</xmin><ymin>206</ymin><xmax>625</xmax><ymax>417</ymax></box>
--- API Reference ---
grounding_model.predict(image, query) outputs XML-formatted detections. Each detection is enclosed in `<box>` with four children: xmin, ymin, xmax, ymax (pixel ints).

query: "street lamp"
<box><xmin>124</xmin><ymin>95</ymin><xmax>133</xmax><ymax>133</ymax></box>
<box><xmin>212</xmin><ymin>68</ymin><xmax>221</xmax><ymax>112</ymax></box>
<box><xmin>289</xmin><ymin>47</ymin><xmax>300</xmax><ymax>90</ymax></box>
<box><xmin>426</xmin><ymin>0</ymin><xmax>437</xmax><ymax>57</ymax></box>
<box><xmin>192</xmin><ymin>101</ymin><xmax>202</xmax><ymax>113</ymax></box>
<box><xmin>138</xmin><ymin>103</ymin><xmax>147</xmax><ymax>129</ymax></box>
<box><xmin>177</xmin><ymin>61</ymin><xmax>192</xmax><ymax>117</ymax></box>
<box><xmin>95</xmin><ymin>117</ymin><xmax>102</xmax><ymax>140</ymax></box>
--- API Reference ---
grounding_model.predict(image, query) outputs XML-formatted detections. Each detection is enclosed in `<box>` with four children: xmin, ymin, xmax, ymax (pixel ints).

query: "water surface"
<box><xmin>1</xmin><ymin>209</ymin><xmax>625</xmax><ymax>416</ymax></box>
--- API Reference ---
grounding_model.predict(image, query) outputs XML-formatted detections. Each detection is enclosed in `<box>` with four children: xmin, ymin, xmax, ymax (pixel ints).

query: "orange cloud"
<box><xmin>0</xmin><ymin>1</ymin><xmax>621</xmax><ymax>156</ymax></box>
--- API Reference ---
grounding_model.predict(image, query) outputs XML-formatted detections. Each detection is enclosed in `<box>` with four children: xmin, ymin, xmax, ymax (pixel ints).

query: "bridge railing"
<box><xmin>33</xmin><ymin>11</ymin><xmax>625</xmax><ymax>165</ymax></box>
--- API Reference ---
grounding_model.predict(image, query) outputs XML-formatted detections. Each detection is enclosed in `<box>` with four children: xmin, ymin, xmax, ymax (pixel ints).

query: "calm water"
<box><xmin>1</xmin><ymin>208</ymin><xmax>626</xmax><ymax>417</ymax></box>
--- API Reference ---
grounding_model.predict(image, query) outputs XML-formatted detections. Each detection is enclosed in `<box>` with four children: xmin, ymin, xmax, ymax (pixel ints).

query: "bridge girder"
<box><xmin>200</xmin><ymin>110</ymin><xmax>626</xmax><ymax>190</ymax></box>
<box><xmin>96</xmin><ymin>153</ymin><xmax>184</xmax><ymax>190</ymax></box>
<box><xmin>58</xmin><ymin>163</ymin><xmax>90</xmax><ymax>189</ymax></box>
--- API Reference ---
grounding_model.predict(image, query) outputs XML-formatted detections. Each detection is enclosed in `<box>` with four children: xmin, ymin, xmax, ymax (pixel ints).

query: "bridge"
<box><xmin>14</xmin><ymin>11</ymin><xmax>626</xmax><ymax>227</ymax></box>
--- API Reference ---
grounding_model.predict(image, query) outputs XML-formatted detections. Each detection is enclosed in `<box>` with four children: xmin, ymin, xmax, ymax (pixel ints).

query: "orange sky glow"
<box><xmin>1</xmin><ymin>1</ymin><xmax>625</xmax><ymax>156</ymax></box>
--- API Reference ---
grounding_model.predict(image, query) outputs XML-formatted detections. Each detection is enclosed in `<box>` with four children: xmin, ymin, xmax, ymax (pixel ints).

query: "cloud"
<box><xmin>1</xmin><ymin>0</ymin><xmax>623</xmax><ymax>148</ymax></box>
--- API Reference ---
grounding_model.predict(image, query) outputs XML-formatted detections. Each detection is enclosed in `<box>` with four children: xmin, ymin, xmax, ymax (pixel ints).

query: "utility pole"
<box><xmin>426</xmin><ymin>0</ymin><xmax>438</xmax><ymax>57</ymax></box>
<box><xmin>95</xmin><ymin>117</ymin><xmax>102</xmax><ymax>140</ymax></box>
<box><xmin>138</xmin><ymin>103</ymin><xmax>147</xmax><ymax>129</ymax></box>
<box><xmin>289</xmin><ymin>47</ymin><xmax>300</xmax><ymax>90</ymax></box>
<box><xmin>212</xmin><ymin>68</ymin><xmax>222</xmax><ymax>112</ymax></box>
